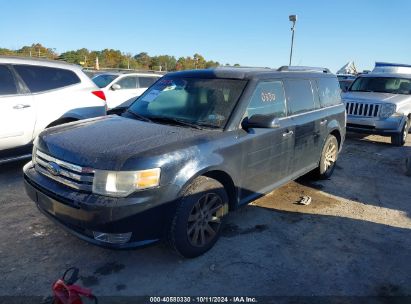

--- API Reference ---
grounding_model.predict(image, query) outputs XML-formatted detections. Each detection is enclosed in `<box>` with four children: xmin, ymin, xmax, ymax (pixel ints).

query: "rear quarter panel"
<box><xmin>33</xmin><ymin>78</ymin><xmax>106</xmax><ymax>138</ymax></box>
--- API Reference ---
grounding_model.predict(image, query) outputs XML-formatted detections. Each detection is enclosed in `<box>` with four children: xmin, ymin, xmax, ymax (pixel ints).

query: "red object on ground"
<box><xmin>52</xmin><ymin>268</ymin><xmax>97</xmax><ymax>304</ymax></box>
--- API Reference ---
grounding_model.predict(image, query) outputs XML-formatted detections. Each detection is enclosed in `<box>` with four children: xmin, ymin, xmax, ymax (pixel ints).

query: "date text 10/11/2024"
<box><xmin>149</xmin><ymin>296</ymin><xmax>258</xmax><ymax>303</ymax></box>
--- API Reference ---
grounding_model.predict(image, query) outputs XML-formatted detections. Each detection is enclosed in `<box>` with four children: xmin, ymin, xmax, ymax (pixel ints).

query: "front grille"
<box><xmin>34</xmin><ymin>150</ymin><xmax>94</xmax><ymax>192</ymax></box>
<box><xmin>345</xmin><ymin>101</ymin><xmax>380</xmax><ymax>117</ymax></box>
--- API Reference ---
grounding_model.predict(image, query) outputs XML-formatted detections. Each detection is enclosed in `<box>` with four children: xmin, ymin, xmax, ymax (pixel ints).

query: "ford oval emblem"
<box><xmin>46</xmin><ymin>162</ymin><xmax>61</xmax><ymax>176</ymax></box>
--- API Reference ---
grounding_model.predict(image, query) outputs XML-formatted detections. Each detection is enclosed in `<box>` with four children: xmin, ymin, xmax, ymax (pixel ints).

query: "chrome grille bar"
<box><xmin>35</xmin><ymin>157</ymin><xmax>93</xmax><ymax>183</ymax></box>
<box><xmin>36</xmin><ymin>150</ymin><xmax>94</xmax><ymax>173</ymax></box>
<box><xmin>35</xmin><ymin>165</ymin><xmax>92</xmax><ymax>191</ymax></box>
<box><xmin>345</xmin><ymin>101</ymin><xmax>380</xmax><ymax>117</ymax></box>
<box><xmin>34</xmin><ymin>150</ymin><xmax>94</xmax><ymax>192</ymax></box>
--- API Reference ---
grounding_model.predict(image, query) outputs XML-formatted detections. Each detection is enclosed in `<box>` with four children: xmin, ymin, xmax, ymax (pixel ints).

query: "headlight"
<box><xmin>92</xmin><ymin>168</ymin><xmax>161</xmax><ymax>197</ymax></box>
<box><xmin>379</xmin><ymin>103</ymin><xmax>396</xmax><ymax>118</ymax></box>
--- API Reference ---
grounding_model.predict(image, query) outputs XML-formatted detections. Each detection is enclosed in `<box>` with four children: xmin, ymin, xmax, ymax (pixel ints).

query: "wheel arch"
<box><xmin>178</xmin><ymin>167</ymin><xmax>238</xmax><ymax>211</ymax></box>
<box><xmin>330</xmin><ymin>129</ymin><xmax>342</xmax><ymax>149</ymax></box>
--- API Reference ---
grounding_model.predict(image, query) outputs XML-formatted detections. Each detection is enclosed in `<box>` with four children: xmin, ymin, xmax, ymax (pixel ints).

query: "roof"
<box><xmin>0</xmin><ymin>56</ymin><xmax>82</xmax><ymax>70</ymax></box>
<box><xmin>372</xmin><ymin>62</ymin><xmax>411</xmax><ymax>74</ymax></box>
<box><xmin>166</xmin><ymin>66</ymin><xmax>336</xmax><ymax>80</ymax></box>
<box><xmin>94</xmin><ymin>71</ymin><xmax>163</xmax><ymax>77</ymax></box>
<box><xmin>358</xmin><ymin>73</ymin><xmax>411</xmax><ymax>79</ymax></box>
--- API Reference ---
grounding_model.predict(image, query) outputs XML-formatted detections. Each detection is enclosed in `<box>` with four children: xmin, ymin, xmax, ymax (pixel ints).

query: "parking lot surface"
<box><xmin>0</xmin><ymin>134</ymin><xmax>410</xmax><ymax>297</ymax></box>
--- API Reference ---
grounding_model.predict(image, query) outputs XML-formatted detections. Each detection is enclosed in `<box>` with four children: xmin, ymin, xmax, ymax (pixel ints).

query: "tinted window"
<box><xmin>284</xmin><ymin>79</ymin><xmax>315</xmax><ymax>115</ymax></box>
<box><xmin>116</xmin><ymin>76</ymin><xmax>137</xmax><ymax>89</ymax></box>
<box><xmin>350</xmin><ymin>77</ymin><xmax>411</xmax><ymax>95</ymax></box>
<box><xmin>139</xmin><ymin>77</ymin><xmax>158</xmax><ymax>88</ymax></box>
<box><xmin>92</xmin><ymin>74</ymin><xmax>118</xmax><ymax>88</ymax></box>
<box><xmin>14</xmin><ymin>65</ymin><xmax>80</xmax><ymax>93</ymax></box>
<box><xmin>246</xmin><ymin>81</ymin><xmax>286</xmax><ymax>118</ymax></box>
<box><xmin>317</xmin><ymin>78</ymin><xmax>342</xmax><ymax>107</ymax></box>
<box><xmin>0</xmin><ymin>65</ymin><xmax>17</xmax><ymax>95</ymax></box>
<box><xmin>129</xmin><ymin>78</ymin><xmax>247</xmax><ymax>128</ymax></box>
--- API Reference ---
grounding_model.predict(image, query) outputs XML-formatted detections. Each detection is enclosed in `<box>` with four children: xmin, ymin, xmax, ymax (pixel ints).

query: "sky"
<box><xmin>1</xmin><ymin>0</ymin><xmax>410</xmax><ymax>72</ymax></box>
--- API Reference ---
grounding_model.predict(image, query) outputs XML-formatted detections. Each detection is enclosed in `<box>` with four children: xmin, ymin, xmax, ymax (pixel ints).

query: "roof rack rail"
<box><xmin>277</xmin><ymin>66</ymin><xmax>331</xmax><ymax>73</ymax></box>
<box><xmin>214</xmin><ymin>66</ymin><xmax>272</xmax><ymax>70</ymax></box>
<box><xmin>82</xmin><ymin>68</ymin><xmax>164</xmax><ymax>74</ymax></box>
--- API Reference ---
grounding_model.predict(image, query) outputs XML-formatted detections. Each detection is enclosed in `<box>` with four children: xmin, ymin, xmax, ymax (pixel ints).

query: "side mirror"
<box><xmin>111</xmin><ymin>84</ymin><xmax>121</xmax><ymax>91</ymax></box>
<box><xmin>242</xmin><ymin>114</ymin><xmax>280</xmax><ymax>130</ymax></box>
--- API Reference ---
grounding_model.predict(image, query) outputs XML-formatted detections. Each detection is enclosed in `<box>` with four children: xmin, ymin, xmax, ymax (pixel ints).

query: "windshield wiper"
<box><xmin>148</xmin><ymin>116</ymin><xmax>203</xmax><ymax>129</ymax></box>
<box><xmin>125</xmin><ymin>110</ymin><xmax>152</xmax><ymax>123</ymax></box>
<box><xmin>196</xmin><ymin>121</ymin><xmax>222</xmax><ymax>129</ymax></box>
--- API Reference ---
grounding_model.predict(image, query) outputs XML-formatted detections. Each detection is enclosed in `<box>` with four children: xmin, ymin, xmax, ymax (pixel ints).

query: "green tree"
<box><xmin>134</xmin><ymin>52</ymin><xmax>151</xmax><ymax>69</ymax></box>
<box><xmin>0</xmin><ymin>48</ymin><xmax>14</xmax><ymax>56</ymax></box>
<box><xmin>17</xmin><ymin>43</ymin><xmax>57</xmax><ymax>59</ymax></box>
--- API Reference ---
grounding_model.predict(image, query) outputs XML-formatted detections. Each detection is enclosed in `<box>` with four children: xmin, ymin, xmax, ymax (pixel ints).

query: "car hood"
<box><xmin>342</xmin><ymin>91</ymin><xmax>411</xmax><ymax>105</ymax></box>
<box><xmin>36</xmin><ymin>115</ymin><xmax>214</xmax><ymax>170</ymax></box>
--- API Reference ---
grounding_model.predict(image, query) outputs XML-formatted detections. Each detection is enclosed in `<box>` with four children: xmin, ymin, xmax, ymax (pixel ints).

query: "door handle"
<box><xmin>13</xmin><ymin>104</ymin><xmax>31</xmax><ymax>109</ymax></box>
<box><xmin>320</xmin><ymin>119</ymin><xmax>328</xmax><ymax>126</ymax></box>
<box><xmin>282</xmin><ymin>130</ymin><xmax>294</xmax><ymax>137</ymax></box>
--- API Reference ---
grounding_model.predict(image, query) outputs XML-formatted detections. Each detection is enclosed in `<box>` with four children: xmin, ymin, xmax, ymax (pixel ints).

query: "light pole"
<box><xmin>289</xmin><ymin>14</ymin><xmax>297</xmax><ymax>66</ymax></box>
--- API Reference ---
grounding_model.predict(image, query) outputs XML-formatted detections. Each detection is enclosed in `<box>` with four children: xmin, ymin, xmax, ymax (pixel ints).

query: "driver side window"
<box><xmin>246</xmin><ymin>80</ymin><xmax>287</xmax><ymax>118</ymax></box>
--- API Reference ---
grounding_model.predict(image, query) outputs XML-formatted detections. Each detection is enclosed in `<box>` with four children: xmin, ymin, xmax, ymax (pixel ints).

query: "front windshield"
<box><xmin>92</xmin><ymin>74</ymin><xmax>119</xmax><ymax>88</ymax></box>
<box><xmin>350</xmin><ymin>77</ymin><xmax>411</xmax><ymax>95</ymax></box>
<box><xmin>128</xmin><ymin>77</ymin><xmax>247</xmax><ymax>128</ymax></box>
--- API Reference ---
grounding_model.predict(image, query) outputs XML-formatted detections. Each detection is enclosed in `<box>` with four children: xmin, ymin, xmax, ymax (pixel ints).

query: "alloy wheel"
<box><xmin>187</xmin><ymin>193</ymin><xmax>223</xmax><ymax>247</ymax></box>
<box><xmin>324</xmin><ymin>141</ymin><xmax>337</xmax><ymax>171</ymax></box>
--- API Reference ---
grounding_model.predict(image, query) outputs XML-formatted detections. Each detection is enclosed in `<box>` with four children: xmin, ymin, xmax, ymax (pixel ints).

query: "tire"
<box><xmin>168</xmin><ymin>176</ymin><xmax>228</xmax><ymax>258</ymax></box>
<box><xmin>391</xmin><ymin>120</ymin><xmax>408</xmax><ymax>146</ymax></box>
<box><xmin>314</xmin><ymin>134</ymin><xmax>339</xmax><ymax>179</ymax></box>
<box><xmin>405</xmin><ymin>155</ymin><xmax>411</xmax><ymax>177</ymax></box>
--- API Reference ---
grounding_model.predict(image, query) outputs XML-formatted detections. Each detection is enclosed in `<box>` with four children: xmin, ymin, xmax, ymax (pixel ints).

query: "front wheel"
<box><xmin>168</xmin><ymin>176</ymin><xmax>229</xmax><ymax>258</ymax></box>
<box><xmin>314</xmin><ymin>134</ymin><xmax>339</xmax><ymax>179</ymax></box>
<box><xmin>391</xmin><ymin>120</ymin><xmax>409</xmax><ymax>146</ymax></box>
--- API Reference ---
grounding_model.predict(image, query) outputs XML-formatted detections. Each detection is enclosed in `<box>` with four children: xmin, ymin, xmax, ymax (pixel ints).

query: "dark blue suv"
<box><xmin>24</xmin><ymin>66</ymin><xmax>346</xmax><ymax>257</ymax></box>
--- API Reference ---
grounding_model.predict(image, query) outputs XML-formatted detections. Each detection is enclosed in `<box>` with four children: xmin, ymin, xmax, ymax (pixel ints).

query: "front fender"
<box><xmin>172</xmin><ymin>154</ymin><xmax>236</xmax><ymax>198</ymax></box>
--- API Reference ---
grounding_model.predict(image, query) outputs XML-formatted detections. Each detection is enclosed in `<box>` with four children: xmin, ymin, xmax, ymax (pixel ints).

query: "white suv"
<box><xmin>92</xmin><ymin>72</ymin><xmax>162</xmax><ymax>109</ymax></box>
<box><xmin>0</xmin><ymin>56</ymin><xmax>107</xmax><ymax>163</ymax></box>
<box><xmin>342</xmin><ymin>62</ymin><xmax>411</xmax><ymax>146</ymax></box>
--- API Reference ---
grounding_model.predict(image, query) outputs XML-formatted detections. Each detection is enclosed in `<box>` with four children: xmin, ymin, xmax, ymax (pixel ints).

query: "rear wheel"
<box><xmin>314</xmin><ymin>134</ymin><xmax>339</xmax><ymax>179</ymax></box>
<box><xmin>168</xmin><ymin>176</ymin><xmax>228</xmax><ymax>258</ymax></box>
<box><xmin>391</xmin><ymin>120</ymin><xmax>408</xmax><ymax>146</ymax></box>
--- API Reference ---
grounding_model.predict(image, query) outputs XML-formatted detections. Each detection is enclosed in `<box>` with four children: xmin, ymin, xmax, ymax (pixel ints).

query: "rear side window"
<box><xmin>14</xmin><ymin>65</ymin><xmax>80</xmax><ymax>93</ymax></box>
<box><xmin>139</xmin><ymin>77</ymin><xmax>158</xmax><ymax>88</ymax></box>
<box><xmin>246</xmin><ymin>81</ymin><xmax>286</xmax><ymax>118</ymax></box>
<box><xmin>317</xmin><ymin>78</ymin><xmax>342</xmax><ymax>107</ymax></box>
<box><xmin>284</xmin><ymin>79</ymin><xmax>315</xmax><ymax>115</ymax></box>
<box><xmin>0</xmin><ymin>65</ymin><xmax>18</xmax><ymax>95</ymax></box>
<box><xmin>116</xmin><ymin>76</ymin><xmax>137</xmax><ymax>89</ymax></box>
<box><xmin>92</xmin><ymin>74</ymin><xmax>118</xmax><ymax>88</ymax></box>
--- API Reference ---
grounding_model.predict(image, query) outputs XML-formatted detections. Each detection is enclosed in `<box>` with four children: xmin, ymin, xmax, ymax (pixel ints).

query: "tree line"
<box><xmin>0</xmin><ymin>43</ymin><xmax>240</xmax><ymax>71</ymax></box>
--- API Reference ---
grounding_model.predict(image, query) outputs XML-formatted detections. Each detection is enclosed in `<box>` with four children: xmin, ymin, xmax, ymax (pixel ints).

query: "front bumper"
<box><xmin>23</xmin><ymin>162</ymin><xmax>177</xmax><ymax>249</ymax></box>
<box><xmin>346</xmin><ymin>114</ymin><xmax>407</xmax><ymax>136</ymax></box>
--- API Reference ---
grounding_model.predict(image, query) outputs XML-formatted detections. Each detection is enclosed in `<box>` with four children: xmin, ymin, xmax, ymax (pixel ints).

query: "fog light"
<box><xmin>92</xmin><ymin>231</ymin><xmax>132</xmax><ymax>244</ymax></box>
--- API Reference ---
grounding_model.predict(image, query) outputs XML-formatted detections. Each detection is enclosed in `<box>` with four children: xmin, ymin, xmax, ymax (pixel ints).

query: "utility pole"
<box><xmin>289</xmin><ymin>15</ymin><xmax>297</xmax><ymax>66</ymax></box>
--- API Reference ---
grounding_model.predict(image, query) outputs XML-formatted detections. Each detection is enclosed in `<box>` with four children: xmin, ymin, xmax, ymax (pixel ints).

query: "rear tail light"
<box><xmin>92</xmin><ymin>90</ymin><xmax>106</xmax><ymax>101</ymax></box>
